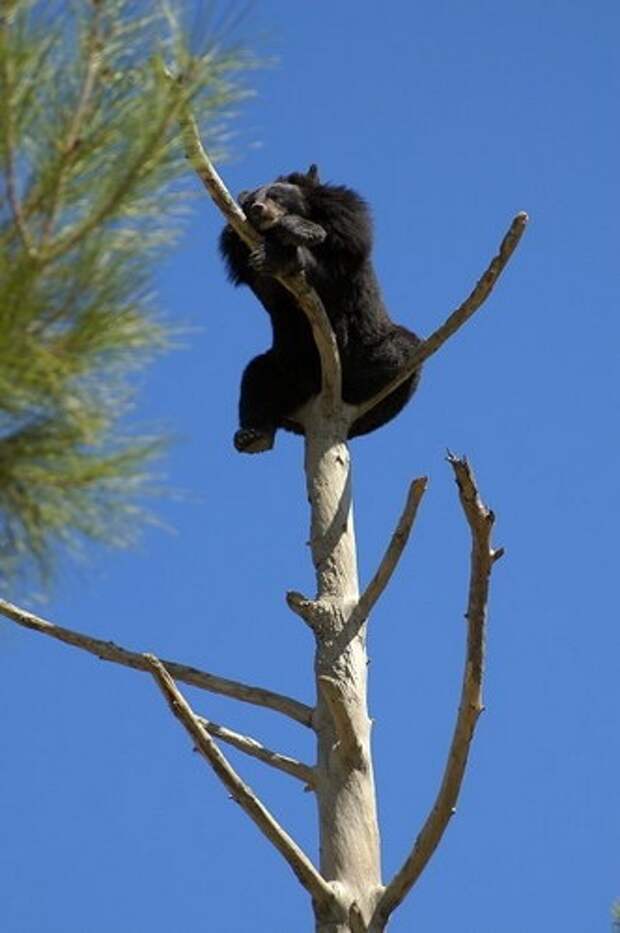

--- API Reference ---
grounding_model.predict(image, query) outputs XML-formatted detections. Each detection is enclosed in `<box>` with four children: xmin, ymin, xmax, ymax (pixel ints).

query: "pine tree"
<box><xmin>0</xmin><ymin>0</ymin><xmax>253</xmax><ymax>587</ymax></box>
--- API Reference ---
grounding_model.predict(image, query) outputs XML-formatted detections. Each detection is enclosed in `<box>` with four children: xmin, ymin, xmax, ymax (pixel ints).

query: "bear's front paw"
<box><xmin>248</xmin><ymin>245</ymin><xmax>270</xmax><ymax>275</ymax></box>
<box><xmin>249</xmin><ymin>243</ymin><xmax>301</xmax><ymax>278</ymax></box>
<box><xmin>277</xmin><ymin>215</ymin><xmax>326</xmax><ymax>247</ymax></box>
<box><xmin>234</xmin><ymin>428</ymin><xmax>275</xmax><ymax>454</ymax></box>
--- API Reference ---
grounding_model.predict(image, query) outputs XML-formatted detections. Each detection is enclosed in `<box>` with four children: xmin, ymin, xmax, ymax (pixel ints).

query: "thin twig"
<box><xmin>145</xmin><ymin>655</ymin><xmax>335</xmax><ymax>912</ymax></box>
<box><xmin>171</xmin><ymin>78</ymin><xmax>342</xmax><ymax>407</ymax></box>
<box><xmin>0</xmin><ymin>598</ymin><xmax>313</xmax><ymax>726</ymax></box>
<box><xmin>373</xmin><ymin>454</ymin><xmax>502</xmax><ymax>927</ymax></box>
<box><xmin>349</xmin><ymin>477</ymin><xmax>427</xmax><ymax>632</ymax></box>
<box><xmin>196</xmin><ymin>715</ymin><xmax>315</xmax><ymax>787</ymax></box>
<box><xmin>355</xmin><ymin>212</ymin><xmax>528</xmax><ymax>419</ymax></box>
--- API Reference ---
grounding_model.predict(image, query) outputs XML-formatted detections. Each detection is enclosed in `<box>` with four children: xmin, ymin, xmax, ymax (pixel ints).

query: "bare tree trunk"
<box><xmin>301</xmin><ymin>408</ymin><xmax>383</xmax><ymax>930</ymax></box>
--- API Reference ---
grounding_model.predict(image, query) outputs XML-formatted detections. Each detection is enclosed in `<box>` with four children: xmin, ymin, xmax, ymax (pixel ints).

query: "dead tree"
<box><xmin>0</xmin><ymin>98</ymin><xmax>527</xmax><ymax>931</ymax></box>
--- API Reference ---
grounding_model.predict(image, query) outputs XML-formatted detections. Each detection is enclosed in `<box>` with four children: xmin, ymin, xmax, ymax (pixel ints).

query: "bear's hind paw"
<box><xmin>234</xmin><ymin>427</ymin><xmax>275</xmax><ymax>454</ymax></box>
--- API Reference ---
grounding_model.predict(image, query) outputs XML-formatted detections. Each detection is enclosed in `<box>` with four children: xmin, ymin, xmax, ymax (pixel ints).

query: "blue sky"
<box><xmin>2</xmin><ymin>1</ymin><xmax>619</xmax><ymax>931</ymax></box>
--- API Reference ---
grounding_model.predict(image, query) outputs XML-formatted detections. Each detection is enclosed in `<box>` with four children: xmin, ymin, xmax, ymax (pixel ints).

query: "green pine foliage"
<box><xmin>0</xmin><ymin>0</ymin><xmax>254</xmax><ymax>587</ymax></box>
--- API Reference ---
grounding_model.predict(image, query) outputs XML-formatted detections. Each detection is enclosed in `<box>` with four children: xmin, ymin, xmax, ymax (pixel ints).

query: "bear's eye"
<box><xmin>266</xmin><ymin>188</ymin><xmax>284</xmax><ymax>203</ymax></box>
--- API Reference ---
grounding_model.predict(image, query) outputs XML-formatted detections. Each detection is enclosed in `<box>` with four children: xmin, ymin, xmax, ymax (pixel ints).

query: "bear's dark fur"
<box><xmin>219</xmin><ymin>165</ymin><xmax>421</xmax><ymax>453</ymax></box>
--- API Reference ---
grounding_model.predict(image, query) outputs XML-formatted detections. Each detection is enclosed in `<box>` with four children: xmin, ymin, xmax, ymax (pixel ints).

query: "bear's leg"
<box><xmin>347</xmin><ymin>327</ymin><xmax>422</xmax><ymax>438</ymax></box>
<box><xmin>235</xmin><ymin>352</ymin><xmax>283</xmax><ymax>454</ymax></box>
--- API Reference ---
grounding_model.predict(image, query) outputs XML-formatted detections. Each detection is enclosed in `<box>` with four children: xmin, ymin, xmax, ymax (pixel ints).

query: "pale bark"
<box><xmin>195</xmin><ymin>715</ymin><xmax>315</xmax><ymax>786</ymax></box>
<box><xmin>301</xmin><ymin>409</ymin><xmax>384</xmax><ymax>930</ymax></box>
<box><xmin>347</xmin><ymin>476</ymin><xmax>428</xmax><ymax>637</ymax></box>
<box><xmin>173</xmin><ymin>93</ymin><xmax>385</xmax><ymax>927</ymax></box>
<box><xmin>145</xmin><ymin>655</ymin><xmax>336</xmax><ymax>913</ymax></box>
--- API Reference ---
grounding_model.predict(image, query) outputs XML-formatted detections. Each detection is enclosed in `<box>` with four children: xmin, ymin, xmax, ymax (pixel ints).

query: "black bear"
<box><xmin>219</xmin><ymin>164</ymin><xmax>421</xmax><ymax>453</ymax></box>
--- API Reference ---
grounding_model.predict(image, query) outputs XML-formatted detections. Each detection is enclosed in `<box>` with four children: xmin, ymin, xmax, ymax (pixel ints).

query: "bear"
<box><xmin>219</xmin><ymin>164</ymin><xmax>422</xmax><ymax>453</ymax></box>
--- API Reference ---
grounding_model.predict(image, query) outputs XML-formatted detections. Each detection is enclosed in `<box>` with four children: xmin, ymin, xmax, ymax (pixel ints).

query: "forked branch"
<box><xmin>0</xmin><ymin>598</ymin><xmax>313</xmax><ymax>726</ymax></box>
<box><xmin>145</xmin><ymin>655</ymin><xmax>335</xmax><ymax>912</ymax></box>
<box><xmin>372</xmin><ymin>454</ymin><xmax>502</xmax><ymax>928</ymax></box>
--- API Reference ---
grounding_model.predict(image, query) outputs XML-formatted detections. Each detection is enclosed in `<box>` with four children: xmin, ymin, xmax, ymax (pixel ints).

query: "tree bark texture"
<box><xmin>300</xmin><ymin>407</ymin><xmax>383</xmax><ymax>930</ymax></box>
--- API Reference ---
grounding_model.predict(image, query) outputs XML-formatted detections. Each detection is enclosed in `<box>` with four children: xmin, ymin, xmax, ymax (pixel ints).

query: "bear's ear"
<box><xmin>307</xmin><ymin>164</ymin><xmax>320</xmax><ymax>183</ymax></box>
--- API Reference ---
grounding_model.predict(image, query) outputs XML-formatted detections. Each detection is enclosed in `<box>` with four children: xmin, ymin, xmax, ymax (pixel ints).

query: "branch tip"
<box><xmin>345</xmin><ymin>474</ymin><xmax>427</xmax><ymax>637</ymax></box>
<box><xmin>286</xmin><ymin>589</ymin><xmax>315</xmax><ymax>621</ymax></box>
<box><xmin>374</xmin><ymin>455</ymin><xmax>502</xmax><ymax>925</ymax></box>
<box><xmin>357</xmin><ymin>211</ymin><xmax>528</xmax><ymax>420</ymax></box>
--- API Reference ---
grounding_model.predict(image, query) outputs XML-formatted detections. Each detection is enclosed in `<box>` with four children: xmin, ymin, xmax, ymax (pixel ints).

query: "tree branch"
<box><xmin>373</xmin><ymin>454</ymin><xmax>502</xmax><ymax>927</ymax></box>
<box><xmin>195</xmin><ymin>715</ymin><xmax>315</xmax><ymax>787</ymax></box>
<box><xmin>41</xmin><ymin>71</ymin><xmax>191</xmax><ymax>264</ymax></box>
<box><xmin>171</xmin><ymin>79</ymin><xmax>342</xmax><ymax>407</ymax></box>
<box><xmin>0</xmin><ymin>598</ymin><xmax>313</xmax><ymax>726</ymax></box>
<box><xmin>348</xmin><ymin>476</ymin><xmax>427</xmax><ymax>632</ymax></box>
<box><xmin>355</xmin><ymin>212</ymin><xmax>528</xmax><ymax>420</ymax></box>
<box><xmin>175</xmin><ymin>105</ymin><xmax>255</xmax><ymax>245</ymax></box>
<box><xmin>145</xmin><ymin>654</ymin><xmax>335</xmax><ymax>912</ymax></box>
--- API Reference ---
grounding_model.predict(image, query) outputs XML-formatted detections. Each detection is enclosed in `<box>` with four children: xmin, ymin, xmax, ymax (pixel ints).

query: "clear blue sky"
<box><xmin>2</xmin><ymin>1</ymin><xmax>619</xmax><ymax>930</ymax></box>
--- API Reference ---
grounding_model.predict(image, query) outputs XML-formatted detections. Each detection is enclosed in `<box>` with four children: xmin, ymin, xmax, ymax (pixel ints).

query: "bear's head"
<box><xmin>238</xmin><ymin>164</ymin><xmax>320</xmax><ymax>232</ymax></box>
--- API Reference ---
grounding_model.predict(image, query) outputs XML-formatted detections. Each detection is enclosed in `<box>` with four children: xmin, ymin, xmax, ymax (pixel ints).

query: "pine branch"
<box><xmin>0</xmin><ymin>16</ymin><xmax>36</xmax><ymax>255</ymax></box>
<box><xmin>41</xmin><ymin>91</ymin><xmax>183</xmax><ymax>264</ymax></box>
<box><xmin>0</xmin><ymin>3</ymin><xmax>256</xmax><ymax>586</ymax></box>
<box><xmin>39</xmin><ymin>2</ymin><xmax>103</xmax><ymax>247</ymax></box>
